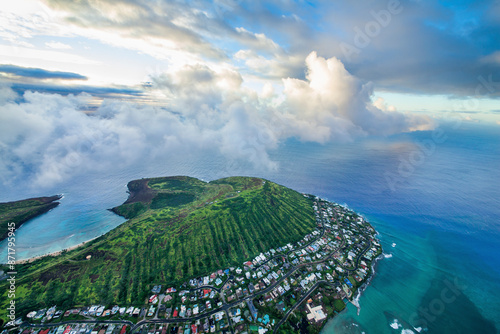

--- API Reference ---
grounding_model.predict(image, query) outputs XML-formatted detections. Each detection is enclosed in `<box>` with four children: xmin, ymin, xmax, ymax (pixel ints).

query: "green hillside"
<box><xmin>0</xmin><ymin>195</ymin><xmax>61</xmax><ymax>242</ymax></box>
<box><xmin>0</xmin><ymin>176</ymin><xmax>316</xmax><ymax>324</ymax></box>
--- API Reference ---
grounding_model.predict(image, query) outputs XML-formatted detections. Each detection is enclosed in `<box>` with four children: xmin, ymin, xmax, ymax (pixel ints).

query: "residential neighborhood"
<box><xmin>4</xmin><ymin>196</ymin><xmax>382</xmax><ymax>334</ymax></box>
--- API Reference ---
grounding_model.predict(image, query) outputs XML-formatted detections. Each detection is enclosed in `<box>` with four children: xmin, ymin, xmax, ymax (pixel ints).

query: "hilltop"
<box><xmin>0</xmin><ymin>176</ymin><xmax>317</xmax><ymax>323</ymax></box>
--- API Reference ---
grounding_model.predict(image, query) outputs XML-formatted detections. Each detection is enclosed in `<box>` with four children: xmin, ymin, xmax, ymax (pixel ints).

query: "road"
<box><xmin>272</xmin><ymin>280</ymin><xmax>334</xmax><ymax>334</ymax></box>
<box><xmin>20</xmin><ymin>201</ymin><xmax>374</xmax><ymax>334</ymax></box>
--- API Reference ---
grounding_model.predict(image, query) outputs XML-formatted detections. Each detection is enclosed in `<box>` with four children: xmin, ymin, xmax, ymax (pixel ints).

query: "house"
<box><xmin>276</xmin><ymin>301</ymin><xmax>285</xmax><ymax>313</ymax></box>
<box><xmin>306</xmin><ymin>304</ymin><xmax>327</xmax><ymax>322</ymax></box>
<box><xmin>246</xmin><ymin>300</ymin><xmax>258</xmax><ymax>321</ymax></box>
<box><xmin>214</xmin><ymin>311</ymin><xmax>224</xmax><ymax>321</ymax></box>
<box><xmin>344</xmin><ymin>278</ymin><xmax>353</xmax><ymax>288</ymax></box>
<box><xmin>149</xmin><ymin>295</ymin><xmax>158</xmax><ymax>304</ymax></box>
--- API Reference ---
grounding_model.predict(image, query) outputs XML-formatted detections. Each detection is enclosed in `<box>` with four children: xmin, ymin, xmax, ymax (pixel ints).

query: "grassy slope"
<box><xmin>0</xmin><ymin>196</ymin><xmax>61</xmax><ymax>242</ymax></box>
<box><xmin>0</xmin><ymin>176</ymin><xmax>315</xmax><ymax>325</ymax></box>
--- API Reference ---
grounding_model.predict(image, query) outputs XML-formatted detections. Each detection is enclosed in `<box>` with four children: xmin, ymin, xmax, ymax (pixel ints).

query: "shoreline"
<box><xmin>351</xmin><ymin>252</ymin><xmax>384</xmax><ymax>315</ymax></box>
<box><xmin>0</xmin><ymin>195</ymin><xmax>62</xmax><ymax>242</ymax></box>
<box><xmin>14</xmin><ymin>237</ymin><xmax>98</xmax><ymax>264</ymax></box>
<box><xmin>320</xmin><ymin>251</ymin><xmax>384</xmax><ymax>333</ymax></box>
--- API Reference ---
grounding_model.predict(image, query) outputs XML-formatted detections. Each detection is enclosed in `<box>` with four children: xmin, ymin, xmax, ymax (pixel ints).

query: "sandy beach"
<box><xmin>14</xmin><ymin>237</ymin><xmax>98</xmax><ymax>264</ymax></box>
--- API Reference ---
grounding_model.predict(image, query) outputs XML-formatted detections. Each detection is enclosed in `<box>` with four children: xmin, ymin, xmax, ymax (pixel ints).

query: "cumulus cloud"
<box><xmin>281</xmin><ymin>52</ymin><xmax>434</xmax><ymax>142</ymax></box>
<box><xmin>0</xmin><ymin>52</ymin><xmax>434</xmax><ymax>189</ymax></box>
<box><xmin>0</xmin><ymin>84</ymin><xmax>17</xmax><ymax>104</ymax></box>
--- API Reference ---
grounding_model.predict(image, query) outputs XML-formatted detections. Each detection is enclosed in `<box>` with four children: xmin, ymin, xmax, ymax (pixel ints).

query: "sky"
<box><xmin>0</xmin><ymin>0</ymin><xmax>499</xmax><ymax>190</ymax></box>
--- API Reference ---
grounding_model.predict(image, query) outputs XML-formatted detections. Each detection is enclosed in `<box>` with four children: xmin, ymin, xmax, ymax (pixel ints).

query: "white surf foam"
<box><xmin>401</xmin><ymin>330</ymin><xmax>415</xmax><ymax>334</ymax></box>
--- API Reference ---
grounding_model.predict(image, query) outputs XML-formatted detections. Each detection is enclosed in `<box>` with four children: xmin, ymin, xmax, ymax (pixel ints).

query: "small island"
<box><xmin>0</xmin><ymin>176</ymin><xmax>382</xmax><ymax>333</ymax></box>
<box><xmin>0</xmin><ymin>195</ymin><xmax>61</xmax><ymax>242</ymax></box>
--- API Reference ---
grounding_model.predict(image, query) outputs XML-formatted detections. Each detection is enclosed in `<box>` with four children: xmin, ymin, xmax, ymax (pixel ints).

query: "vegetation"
<box><xmin>0</xmin><ymin>176</ymin><xmax>317</xmax><ymax>325</ymax></box>
<box><xmin>0</xmin><ymin>195</ymin><xmax>61</xmax><ymax>242</ymax></box>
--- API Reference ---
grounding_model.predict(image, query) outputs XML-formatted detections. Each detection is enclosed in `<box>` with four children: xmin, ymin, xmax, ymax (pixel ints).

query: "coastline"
<box><xmin>14</xmin><ymin>236</ymin><xmax>98</xmax><ymax>264</ymax></box>
<box><xmin>320</xmin><ymin>252</ymin><xmax>384</xmax><ymax>333</ymax></box>
<box><xmin>2</xmin><ymin>178</ymin><xmax>385</xmax><ymax>333</ymax></box>
<box><xmin>351</xmin><ymin>252</ymin><xmax>384</xmax><ymax>314</ymax></box>
<box><xmin>0</xmin><ymin>195</ymin><xmax>62</xmax><ymax>242</ymax></box>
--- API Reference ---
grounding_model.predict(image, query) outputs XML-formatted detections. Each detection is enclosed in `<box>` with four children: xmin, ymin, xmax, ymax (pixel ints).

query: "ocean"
<box><xmin>1</xmin><ymin>120</ymin><xmax>499</xmax><ymax>333</ymax></box>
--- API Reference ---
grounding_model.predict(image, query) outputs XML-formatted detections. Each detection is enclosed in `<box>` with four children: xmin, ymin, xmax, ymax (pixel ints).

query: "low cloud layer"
<box><xmin>0</xmin><ymin>53</ymin><xmax>433</xmax><ymax>189</ymax></box>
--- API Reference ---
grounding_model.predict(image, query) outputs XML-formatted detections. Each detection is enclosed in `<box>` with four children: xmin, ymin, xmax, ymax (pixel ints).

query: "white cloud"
<box><xmin>281</xmin><ymin>52</ymin><xmax>434</xmax><ymax>142</ymax></box>
<box><xmin>0</xmin><ymin>52</ymin><xmax>434</xmax><ymax>189</ymax></box>
<box><xmin>234</xmin><ymin>27</ymin><xmax>281</xmax><ymax>54</ymax></box>
<box><xmin>235</xmin><ymin>49</ymin><xmax>304</xmax><ymax>79</ymax></box>
<box><xmin>45</xmin><ymin>41</ymin><xmax>71</xmax><ymax>49</ymax></box>
<box><xmin>0</xmin><ymin>85</ymin><xmax>17</xmax><ymax>105</ymax></box>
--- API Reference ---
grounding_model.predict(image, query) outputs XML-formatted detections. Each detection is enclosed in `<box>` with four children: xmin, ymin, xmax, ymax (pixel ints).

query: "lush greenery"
<box><xmin>0</xmin><ymin>195</ymin><xmax>60</xmax><ymax>242</ymax></box>
<box><xmin>0</xmin><ymin>176</ymin><xmax>317</xmax><ymax>325</ymax></box>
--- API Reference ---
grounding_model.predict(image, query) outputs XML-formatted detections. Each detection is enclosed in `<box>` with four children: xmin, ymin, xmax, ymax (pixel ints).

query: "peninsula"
<box><xmin>0</xmin><ymin>195</ymin><xmax>61</xmax><ymax>242</ymax></box>
<box><xmin>0</xmin><ymin>176</ymin><xmax>382</xmax><ymax>334</ymax></box>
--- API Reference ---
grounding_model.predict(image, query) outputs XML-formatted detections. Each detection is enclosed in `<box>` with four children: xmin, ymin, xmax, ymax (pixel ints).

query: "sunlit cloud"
<box><xmin>0</xmin><ymin>0</ymin><xmax>499</xmax><ymax>190</ymax></box>
<box><xmin>0</xmin><ymin>51</ymin><xmax>434</xmax><ymax>188</ymax></box>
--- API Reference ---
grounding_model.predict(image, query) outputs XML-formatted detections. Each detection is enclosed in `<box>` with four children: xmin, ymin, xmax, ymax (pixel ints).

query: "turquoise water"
<box><xmin>0</xmin><ymin>121</ymin><xmax>498</xmax><ymax>333</ymax></box>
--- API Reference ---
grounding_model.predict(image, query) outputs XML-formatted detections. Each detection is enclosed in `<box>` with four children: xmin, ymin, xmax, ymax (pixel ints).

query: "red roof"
<box><xmin>120</xmin><ymin>326</ymin><xmax>127</xmax><ymax>334</ymax></box>
<box><xmin>173</xmin><ymin>310</ymin><xmax>178</xmax><ymax>317</ymax></box>
<box><xmin>191</xmin><ymin>324</ymin><xmax>197</xmax><ymax>334</ymax></box>
<box><xmin>39</xmin><ymin>329</ymin><xmax>50</xmax><ymax>334</ymax></box>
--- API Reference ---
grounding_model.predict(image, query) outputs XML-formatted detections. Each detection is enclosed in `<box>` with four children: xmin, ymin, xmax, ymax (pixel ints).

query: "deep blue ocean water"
<box><xmin>1</xmin><ymin>120</ymin><xmax>499</xmax><ymax>333</ymax></box>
